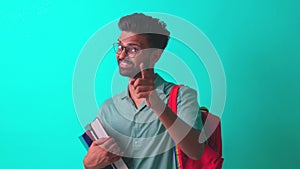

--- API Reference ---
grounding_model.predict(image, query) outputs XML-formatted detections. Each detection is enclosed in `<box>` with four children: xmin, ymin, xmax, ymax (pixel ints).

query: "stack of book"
<box><xmin>79</xmin><ymin>118</ymin><xmax>128</xmax><ymax>169</ymax></box>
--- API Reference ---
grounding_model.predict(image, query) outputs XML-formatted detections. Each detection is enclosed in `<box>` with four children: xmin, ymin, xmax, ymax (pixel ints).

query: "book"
<box><xmin>79</xmin><ymin>118</ymin><xmax>128</xmax><ymax>169</ymax></box>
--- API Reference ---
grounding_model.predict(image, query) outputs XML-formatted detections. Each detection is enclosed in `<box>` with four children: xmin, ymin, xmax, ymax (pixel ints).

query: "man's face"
<box><xmin>116</xmin><ymin>31</ymin><xmax>152</xmax><ymax>78</ymax></box>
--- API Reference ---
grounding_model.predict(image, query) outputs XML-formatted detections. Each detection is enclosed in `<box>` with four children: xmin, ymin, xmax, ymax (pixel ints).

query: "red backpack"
<box><xmin>168</xmin><ymin>85</ymin><xmax>224</xmax><ymax>169</ymax></box>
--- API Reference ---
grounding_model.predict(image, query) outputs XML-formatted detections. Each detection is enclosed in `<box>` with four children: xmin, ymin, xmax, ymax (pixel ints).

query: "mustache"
<box><xmin>118</xmin><ymin>58</ymin><xmax>133</xmax><ymax>65</ymax></box>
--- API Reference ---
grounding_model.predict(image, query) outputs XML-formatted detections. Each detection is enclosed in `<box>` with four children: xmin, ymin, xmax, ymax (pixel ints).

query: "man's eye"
<box><xmin>130</xmin><ymin>48</ymin><xmax>138</xmax><ymax>53</ymax></box>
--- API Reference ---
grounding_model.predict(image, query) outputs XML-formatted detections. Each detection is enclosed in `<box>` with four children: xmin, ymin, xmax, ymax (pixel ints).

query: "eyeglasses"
<box><xmin>113</xmin><ymin>42</ymin><xmax>141</xmax><ymax>58</ymax></box>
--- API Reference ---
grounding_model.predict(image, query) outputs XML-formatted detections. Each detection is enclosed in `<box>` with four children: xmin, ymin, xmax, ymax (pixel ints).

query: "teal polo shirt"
<box><xmin>97</xmin><ymin>74</ymin><xmax>203</xmax><ymax>169</ymax></box>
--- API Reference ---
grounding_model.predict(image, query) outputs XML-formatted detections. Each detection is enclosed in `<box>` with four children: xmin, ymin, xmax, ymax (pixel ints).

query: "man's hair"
<box><xmin>118</xmin><ymin>13</ymin><xmax>170</xmax><ymax>50</ymax></box>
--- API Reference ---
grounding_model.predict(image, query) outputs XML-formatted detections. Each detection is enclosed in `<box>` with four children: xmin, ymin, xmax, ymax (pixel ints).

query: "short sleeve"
<box><xmin>177</xmin><ymin>86</ymin><xmax>203</xmax><ymax>131</ymax></box>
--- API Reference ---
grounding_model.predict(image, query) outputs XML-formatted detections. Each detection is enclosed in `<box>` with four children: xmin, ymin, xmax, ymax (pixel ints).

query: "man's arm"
<box><xmin>131</xmin><ymin>63</ymin><xmax>204</xmax><ymax>160</ymax></box>
<box><xmin>149</xmin><ymin>92</ymin><xmax>204</xmax><ymax>160</ymax></box>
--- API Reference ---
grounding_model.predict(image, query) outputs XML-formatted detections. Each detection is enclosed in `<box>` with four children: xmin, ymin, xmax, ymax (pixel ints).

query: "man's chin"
<box><xmin>119</xmin><ymin>68</ymin><xmax>135</xmax><ymax>78</ymax></box>
<box><xmin>119</xmin><ymin>68</ymin><xmax>141</xmax><ymax>79</ymax></box>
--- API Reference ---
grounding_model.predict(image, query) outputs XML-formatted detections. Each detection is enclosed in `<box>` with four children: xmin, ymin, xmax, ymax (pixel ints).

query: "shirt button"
<box><xmin>134</xmin><ymin>141</ymin><xmax>138</xmax><ymax>144</ymax></box>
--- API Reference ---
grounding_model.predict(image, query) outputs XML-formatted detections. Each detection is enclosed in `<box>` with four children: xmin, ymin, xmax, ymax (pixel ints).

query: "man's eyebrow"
<box><xmin>117</xmin><ymin>39</ymin><xmax>142</xmax><ymax>47</ymax></box>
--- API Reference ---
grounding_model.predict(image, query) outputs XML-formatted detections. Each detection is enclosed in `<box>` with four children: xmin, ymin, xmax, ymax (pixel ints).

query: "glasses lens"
<box><xmin>113</xmin><ymin>43</ymin><xmax>120</xmax><ymax>53</ymax></box>
<box><xmin>126</xmin><ymin>46</ymin><xmax>135</xmax><ymax>56</ymax></box>
<box><xmin>113</xmin><ymin>43</ymin><xmax>139</xmax><ymax>58</ymax></box>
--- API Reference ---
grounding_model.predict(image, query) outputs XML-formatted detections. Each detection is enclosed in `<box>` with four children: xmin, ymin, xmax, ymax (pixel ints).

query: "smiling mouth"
<box><xmin>119</xmin><ymin>60</ymin><xmax>133</xmax><ymax>68</ymax></box>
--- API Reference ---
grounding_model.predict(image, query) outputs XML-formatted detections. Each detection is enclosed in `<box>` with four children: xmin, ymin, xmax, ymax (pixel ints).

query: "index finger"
<box><xmin>140</xmin><ymin>63</ymin><xmax>147</xmax><ymax>79</ymax></box>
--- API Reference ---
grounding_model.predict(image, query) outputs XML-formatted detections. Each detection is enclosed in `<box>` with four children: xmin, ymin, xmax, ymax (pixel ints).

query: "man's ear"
<box><xmin>150</xmin><ymin>49</ymin><xmax>163</xmax><ymax>64</ymax></box>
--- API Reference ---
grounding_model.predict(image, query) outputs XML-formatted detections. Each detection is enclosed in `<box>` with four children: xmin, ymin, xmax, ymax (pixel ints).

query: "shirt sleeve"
<box><xmin>176</xmin><ymin>86</ymin><xmax>203</xmax><ymax>131</ymax></box>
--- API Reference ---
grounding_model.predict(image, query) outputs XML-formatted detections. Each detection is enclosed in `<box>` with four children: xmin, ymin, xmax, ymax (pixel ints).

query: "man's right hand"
<box><xmin>83</xmin><ymin>137</ymin><xmax>123</xmax><ymax>169</ymax></box>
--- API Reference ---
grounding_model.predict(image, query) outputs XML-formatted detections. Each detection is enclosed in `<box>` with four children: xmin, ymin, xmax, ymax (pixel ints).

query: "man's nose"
<box><xmin>117</xmin><ymin>48</ymin><xmax>127</xmax><ymax>59</ymax></box>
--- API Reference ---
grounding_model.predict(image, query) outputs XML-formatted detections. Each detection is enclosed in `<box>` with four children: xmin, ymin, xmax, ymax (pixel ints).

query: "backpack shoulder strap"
<box><xmin>168</xmin><ymin>85</ymin><xmax>181</xmax><ymax>114</ymax></box>
<box><xmin>168</xmin><ymin>85</ymin><xmax>183</xmax><ymax>169</ymax></box>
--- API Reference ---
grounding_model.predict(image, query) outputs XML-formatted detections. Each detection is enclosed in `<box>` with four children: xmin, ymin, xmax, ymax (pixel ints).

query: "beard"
<box><xmin>118</xmin><ymin>59</ymin><xmax>141</xmax><ymax>78</ymax></box>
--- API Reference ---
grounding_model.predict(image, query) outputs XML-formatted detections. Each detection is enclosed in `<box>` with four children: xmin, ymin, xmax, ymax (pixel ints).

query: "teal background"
<box><xmin>1</xmin><ymin>0</ymin><xmax>299</xmax><ymax>169</ymax></box>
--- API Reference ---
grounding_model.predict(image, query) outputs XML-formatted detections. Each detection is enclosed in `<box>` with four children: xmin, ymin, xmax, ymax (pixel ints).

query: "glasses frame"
<box><xmin>113</xmin><ymin>42</ymin><xmax>141</xmax><ymax>58</ymax></box>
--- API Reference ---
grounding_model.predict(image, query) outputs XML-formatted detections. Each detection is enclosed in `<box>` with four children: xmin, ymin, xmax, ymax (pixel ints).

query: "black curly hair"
<box><xmin>118</xmin><ymin>13</ymin><xmax>170</xmax><ymax>50</ymax></box>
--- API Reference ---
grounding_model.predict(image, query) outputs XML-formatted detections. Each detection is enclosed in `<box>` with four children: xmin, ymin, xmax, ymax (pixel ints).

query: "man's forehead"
<box><xmin>118</xmin><ymin>31</ymin><xmax>147</xmax><ymax>46</ymax></box>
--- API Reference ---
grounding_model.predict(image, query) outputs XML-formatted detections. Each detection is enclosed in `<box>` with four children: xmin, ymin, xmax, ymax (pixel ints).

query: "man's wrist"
<box><xmin>149</xmin><ymin>91</ymin><xmax>166</xmax><ymax>115</ymax></box>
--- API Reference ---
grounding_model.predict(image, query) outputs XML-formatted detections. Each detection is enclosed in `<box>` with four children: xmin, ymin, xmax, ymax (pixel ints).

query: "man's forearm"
<box><xmin>149</xmin><ymin>92</ymin><xmax>204</xmax><ymax>160</ymax></box>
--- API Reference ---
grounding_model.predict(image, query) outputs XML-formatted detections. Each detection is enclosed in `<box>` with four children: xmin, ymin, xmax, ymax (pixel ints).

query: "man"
<box><xmin>83</xmin><ymin>13</ymin><xmax>204</xmax><ymax>169</ymax></box>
